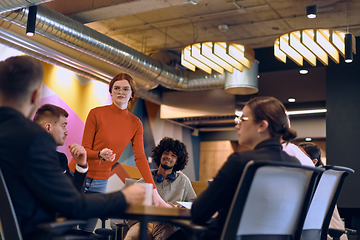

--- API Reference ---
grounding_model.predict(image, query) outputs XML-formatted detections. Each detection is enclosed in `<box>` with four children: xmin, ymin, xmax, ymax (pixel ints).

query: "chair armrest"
<box><xmin>169</xmin><ymin>219</ymin><xmax>208</xmax><ymax>240</ymax></box>
<box><xmin>345</xmin><ymin>228</ymin><xmax>357</xmax><ymax>235</ymax></box>
<box><xmin>113</xmin><ymin>222</ymin><xmax>128</xmax><ymax>228</ymax></box>
<box><xmin>328</xmin><ymin>228</ymin><xmax>346</xmax><ymax>240</ymax></box>
<box><xmin>94</xmin><ymin>228</ymin><xmax>115</xmax><ymax>237</ymax></box>
<box><xmin>37</xmin><ymin>220</ymin><xmax>87</xmax><ymax>236</ymax></box>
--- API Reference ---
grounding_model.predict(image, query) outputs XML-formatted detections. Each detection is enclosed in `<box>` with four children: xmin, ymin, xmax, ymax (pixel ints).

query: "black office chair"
<box><xmin>301</xmin><ymin>165</ymin><xmax>355</xmax><ymax>240</ymax></box>
<box><xmin>0</xmin><ymin>167</ymin><xmax>91</xmax><ymax>240</ymax></box>
<box><xmin>170</xmin><ymin>161</ymin><xmax>324</xmax><ymax>240</ymax></box>
<box><xmin>93</xmin><ymin>217</ymin><xmax>118</xmax><ymax>240</ymax></box>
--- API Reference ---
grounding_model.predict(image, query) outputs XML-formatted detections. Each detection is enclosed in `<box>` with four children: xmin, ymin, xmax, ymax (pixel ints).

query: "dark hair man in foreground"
<box><xmin>0</xmin><ymin>56</ymin><xmax>145</xmax><ymax>239</ymax></box>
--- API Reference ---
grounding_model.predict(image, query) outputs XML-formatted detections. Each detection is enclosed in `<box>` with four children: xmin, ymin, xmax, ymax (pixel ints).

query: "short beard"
<box><xmin>161</xmin><ymin>163</ymin><xmax>173</xmax><ymax>170</ymax></box>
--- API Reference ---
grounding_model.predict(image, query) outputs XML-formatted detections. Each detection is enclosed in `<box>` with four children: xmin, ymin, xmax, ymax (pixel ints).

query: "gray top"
<box><xmin>137</xmin><ymin>169</ymin><xmax>197</xmax><ymax>204</ymax></box>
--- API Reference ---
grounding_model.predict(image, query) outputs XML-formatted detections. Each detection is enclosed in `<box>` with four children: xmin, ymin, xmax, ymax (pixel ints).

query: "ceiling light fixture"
<box><xmin>218</xmin><ymin>24</ymin><xmax>229</xmax><ymax>32</ymax></box>
<box><xmin>306</xmin><ymin>5</ymin><xmax>317</xmax><ymax>19</ymax></box>
<box><xmin>345</xmin><ymin>33</ymin><xmax>353</xmax><ymax>63</ymax></box>
<box><xmin>287</xmin><ymin>109</ymin><xmax>327</xmax><ymax>115</ymax></box>
<box><xmin>235</xmin><ymin>108</ymin><xmax>327</xmax><ymax>117</ymax></box>
<box><xmin>274</xmin><ymin>29</ymin><xmax>356</xmax><ymax>66</ymax></box>
<box><xmin>224</xmin><ymin>60</ymin><xmax>259</xmax><ymax>95</ymax></box>
<box><xmin>305</xmin><ymin>137</ymin><xmax>312</xmax><ymax>141</ymax></box>
<box><xmin>26</xmin><ymin>5</ymin><xmax>37</xmax><ymax>36</ymax></box>
<box><xmin>299</xmin><ymin>69</ymin><xmax>308</xmax><ymax>74</ymax></box>
<box><xmin>288</xmin><ymin>98</ymin><xmax>296</xmax><ymax>103</ymax></box>
<box><xmin>344</xmin><ymin>1</ymin><xmax>353</xmax><ymax>64</ymax></box>
<box><xmin>181</xmin><ymin>42</ymin><xmax>255</xmax><ymax>74</ymax></box>
<box><xmin>182</xmin><ymin>0</ymin><xmax>199</xmax><ymax>5</ymax></box>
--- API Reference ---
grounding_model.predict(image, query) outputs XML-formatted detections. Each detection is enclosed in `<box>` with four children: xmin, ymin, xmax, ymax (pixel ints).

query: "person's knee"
<box><xmin>124</xmin><ymin>222</ymin><xmax>153</xmax><ymax>240</ymax></box>
<box><xmin>123</xmin><ymin>223</ymin><xmax>140</xmax><ymax>240</ymax></box>
<box><xmin>152</xmin><ymin>223</ymin><xmax>177</xmax><ymax>240</ymax></box>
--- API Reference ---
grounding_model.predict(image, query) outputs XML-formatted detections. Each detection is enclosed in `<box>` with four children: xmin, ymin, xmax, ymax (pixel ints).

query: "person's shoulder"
<box><xmin>127</xmin><ymin>111</ymin><xmax>142</xmax><ymax>124</ymax></box>
<box><xmin>228</xmin><ymin>149</ymin><xmax>254</xmax><ymax>161</ymax></box>
<box><xmin>176</xmin><ymin>171</ymin><xmax>190</xmax><ymax>180</ymax></box>
<box><xmin>1</xmin><ymin>107</ymin><xmax>43</xmax><ymax>132</ymax></box>
<box><xmin>90</xmin><ymin>104</ymin><xmax>111</xmax><ymax>113</ymax></box>
<box><xmin>25</xmin><ymin>124</ymin><xmax>57</xmax><ymax>154</ymax></box>
<box><xmin>56</xmin><ymin>151</ymin><xmax>67</xmax><ymax>158</ymax></box>
<box><xmin>128</xmin><ymin>111</ymin><xmax>140</xmax><ymax>120</ymax></box>
<box><xmin>86</xmin><ymin>105</ymin><xmax>114</xmax><ymax>120</ymax></box>
<box><xmin>282</xmin><ymin>143</ymin><xmax>313</xmax><ymax>166</ymax></box>
<box><xmin>172</xmin><ymin>172</ymin><xmax>192</xmax><ymax>186</ymax></box>
<box><xmin>22</xmin><ymin>115</ymin><xmax>49</xmax><ymax>137</ymax></box>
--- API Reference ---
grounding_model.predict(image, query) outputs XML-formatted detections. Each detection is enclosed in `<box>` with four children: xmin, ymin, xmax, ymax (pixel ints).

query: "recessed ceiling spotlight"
<box><xmin>218</xmin><ymin>24</ymin><xmax>229</xmax><ymax>32</ymax></box>
<box><xmin>183</xmin><ymin>0</ymin><xmax>199</xmax><ymax>4</ymax></box>
<box><xmin>288</xmin><ymin>98</ymin><xmax>296</xmax><ymax>103</ymax></box>
<box><xmin>305</xmin><ymin>137</ymin><xmax>312</xmax><ymax>141</ymax></box>
<box><xmin>299</xmin><ymin>69</ymin><xmax>308</xmax><ymax>74</ymax></box>
<box><xmin>257</xmin><ymin>74</ymin><xmax>260</xmax><ymax>79</ymax></box>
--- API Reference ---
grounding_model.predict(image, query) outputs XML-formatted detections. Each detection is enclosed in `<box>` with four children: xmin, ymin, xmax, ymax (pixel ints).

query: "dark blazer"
<box><xmin>0</xmin><ymin>107</ymin><xmax>127</xmax><ymax>239</ymax></box>
<box><xmin>191</xmin><ymin>138</ymin><xmax>301</xmax><ymax>240</ymax></box>
<box><xmin>57</xmin><ymin>151</ymin><xmax>86</xmax><ymax>192</ymax></box>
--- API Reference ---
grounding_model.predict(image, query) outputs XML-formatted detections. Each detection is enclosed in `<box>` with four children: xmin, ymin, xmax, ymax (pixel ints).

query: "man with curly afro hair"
<box><xmin>152</xmin><ymin>137</ymin><xmax>189</xmax><ymax>173</ymax></box>
<box><xmin>124</xmin><ymin>137</ymin><xmax>196</xmax><ymax>240</ymax></box>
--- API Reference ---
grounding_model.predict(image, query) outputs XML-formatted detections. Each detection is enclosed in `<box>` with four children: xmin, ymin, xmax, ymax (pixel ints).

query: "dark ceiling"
<box><xmin>34</xmin><ymin>0</ymin><xmax>357</xmax><ymax>130</ymax></box>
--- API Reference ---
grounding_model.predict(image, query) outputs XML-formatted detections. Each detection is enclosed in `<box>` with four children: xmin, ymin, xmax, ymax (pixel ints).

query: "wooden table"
<box><xmin>116</xmin><ymin>204</ymin><xmax>191</xmax><ymax>240</ymax></box>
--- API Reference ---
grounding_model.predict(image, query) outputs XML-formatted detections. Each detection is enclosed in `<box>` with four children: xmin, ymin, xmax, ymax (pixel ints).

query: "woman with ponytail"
<box><xmin>172</xmin><ymin>96</ymin><xmax>302</xmax><ymax>240</ymax></box>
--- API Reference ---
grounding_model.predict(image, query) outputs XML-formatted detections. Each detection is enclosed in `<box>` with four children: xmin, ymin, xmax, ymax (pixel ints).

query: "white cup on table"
<box><xmin>136</xmin><ymin>183</ymin><xmax>153</xmax><ymax>205</ymax></box>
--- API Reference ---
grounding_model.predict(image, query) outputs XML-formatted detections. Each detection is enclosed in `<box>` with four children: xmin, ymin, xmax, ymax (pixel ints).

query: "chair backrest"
<box><xmin>301</xmin><ymin>166</ymin><xmax>354</xmax><ymax>240</ymax></box>
<box><xmin>0</xmin><ymin>167</ymin><xmax>22</xmax><ymax>240</ymax></box>
<box><xmin>221</xmin><ymin>161</ymin><xmax>324</xmax><ymax>240</ymax></box>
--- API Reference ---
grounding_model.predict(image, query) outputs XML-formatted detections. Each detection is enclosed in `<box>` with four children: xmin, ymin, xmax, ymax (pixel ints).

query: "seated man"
<box><xmin>298</xmin><ymin>142</ymin><xmax>347</xmax><ymax>240</ymax></box>
<box><xmin>298</xmin><ymin>142</ymin><xmax>324</xmax><ymax>167</ymax></box>
<box><xmin>0</xmin><ymin>55</ymin><xmax>145</xmax><ymax>240</ymax></box>
<box><xmin>124</xmin><ymin>137</ymin><xmax>197</xmax><ymax>240</ymax></box>
<box><xmin>282</xmin><ymin>142</ymin><xmax>314</xmax><ymax>166</ymax></box>
<box><xmin>33</xmin><ymin>104</ymin><xmax>88</xmax><ymax>192</ymax></box>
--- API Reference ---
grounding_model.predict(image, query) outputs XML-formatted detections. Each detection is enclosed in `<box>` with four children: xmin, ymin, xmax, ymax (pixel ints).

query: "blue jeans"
<box><xmin>84</xmin><ymin>177</ymin><xmax>108</xmax><ymax>194</ymax></box>
<box><xmin>80</xmin><ymin>177</ymin><xmax>108</xmax><ymax>232</ymax></box>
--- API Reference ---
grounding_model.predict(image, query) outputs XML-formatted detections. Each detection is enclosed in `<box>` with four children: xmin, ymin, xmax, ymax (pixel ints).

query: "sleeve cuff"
<box><xmin>76</xmin><ymin>164</ymin><xmax>88</xmax><ymax>173</ymax></box>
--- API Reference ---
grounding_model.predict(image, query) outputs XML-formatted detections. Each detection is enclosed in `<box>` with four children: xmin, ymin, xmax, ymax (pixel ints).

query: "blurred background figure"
<box><xmin>299</xmin><ymin>142</ymin><xmax>347</xmax><ymax>240</ymax></box>
<box><xmin>298</xmin><ymin>142</ymin><xmax>324</xmax><ymax>167</ymax></box>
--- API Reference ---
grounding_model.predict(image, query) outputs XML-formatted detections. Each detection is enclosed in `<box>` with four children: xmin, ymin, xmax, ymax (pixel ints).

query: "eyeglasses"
<box><xmin>234</xmin><ymin>116</ymin><xmax>250</xmax><ymax>124</ymax></box>
<box><xmin>113</xmin><ymin>86</ymin><xmax>131</xmax><ymax>93</ymax></box>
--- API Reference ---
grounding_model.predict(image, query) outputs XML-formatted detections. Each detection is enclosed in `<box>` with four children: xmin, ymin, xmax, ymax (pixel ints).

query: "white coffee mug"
<box><xmin>136</xmin><ymin>183</ymin><xmax>153</xmax><ymax>205</ymax></box>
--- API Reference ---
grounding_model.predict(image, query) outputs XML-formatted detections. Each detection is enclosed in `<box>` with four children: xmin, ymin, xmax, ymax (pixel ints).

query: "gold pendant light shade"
<box><xmin>274</xmin><ymin>29</ymin><xmax>356</xmax><ymax>66</ymax></box>
<box><xmin>181</xmin><ymin>42</ymin><xmax>255</xmax><ymax>74</ymax></box>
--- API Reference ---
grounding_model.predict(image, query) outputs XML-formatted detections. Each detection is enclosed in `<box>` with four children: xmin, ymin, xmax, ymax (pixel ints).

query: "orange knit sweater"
<box><xmin>68</xmin><ymin>103</ymin><xmax>155</xmax><ymax>188</ymax></box>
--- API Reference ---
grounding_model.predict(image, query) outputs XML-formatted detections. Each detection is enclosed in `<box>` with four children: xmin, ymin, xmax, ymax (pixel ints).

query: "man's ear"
<box><xmin>312</xmin><ymin>158</ymin><xmax>318</xmax><ymax>166</ymax></box>
<box><xmin>44</xmin><ymin>123</ymin><xmax>51</xmax><ymax>132</ymax></box>
<box><xmin>258</xmin><ymin>120</ymin><xmax>269</xmax><ymax>133</ymax></box>
<box><xmin>30</xmin><ymin>88</ymin><xmax>39</xmax><ymax>104</ymax></box>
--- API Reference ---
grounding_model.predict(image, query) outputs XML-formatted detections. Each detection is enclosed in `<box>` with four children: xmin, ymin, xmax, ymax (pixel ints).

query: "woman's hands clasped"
<box><xmin>99</xmin><ymin>148</ymin><xmax>116</xmax><ymax>162</ymax></box>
